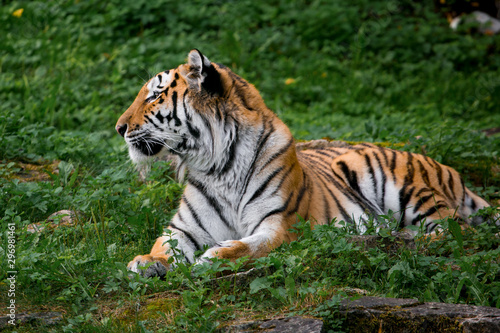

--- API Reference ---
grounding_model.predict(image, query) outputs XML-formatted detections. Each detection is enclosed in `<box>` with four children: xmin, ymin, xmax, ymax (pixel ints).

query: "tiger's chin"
<box><xmin>128</xmin><ymin>145</ymin><xmax>167</xmax><ymax>164</ymax></box>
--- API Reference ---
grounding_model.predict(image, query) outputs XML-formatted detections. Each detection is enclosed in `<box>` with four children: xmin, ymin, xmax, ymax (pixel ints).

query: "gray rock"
<box><xmin>221</xmin><ymin>316</ymin><xmax>323</xmax><ymax>333</ymax></box>
<box><xmin>0</xmin><ymin>312</ymin><xmax>63</xmax><ymax>329</ymax></box>
<box><xmin>338</xmin><ymin>296</ymin><xmax>500</xmax><ymax>333</ymax></box>
<box><xmin>340</xmin><ymin>296</ymin><xmax>421</xmax><ymax>310</ymax></box>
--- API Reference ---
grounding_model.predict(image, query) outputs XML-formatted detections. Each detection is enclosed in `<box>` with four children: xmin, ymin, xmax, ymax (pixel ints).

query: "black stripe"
<box><xmin>460</xmin><ymin>177</ymin><xmax>466</xmax><ymax>206</ymax></box>
<box><xmin>170</xmin><ymin>217</ymin><xmax>202</xmax><ymax>252</ymax></box>
<box><xmin>336</xmin><ymin>161</ymin><xmax>361</xmax><ymax>193</ymax></box>
<box><xmin>240</xmin><ymin>118</ymin><xmax>274</xmax><ymax>198</ymax></box>
<box><xmin>413</xmin><ymin>194</ymin><xmax>434</xmax><ymax>214</ymax></box>
<box><xmin>200</xmin><ymin>115</ymin><xmax>214</xmax><ymax>153</ymax></box>
<box><xmin>398</xmin><ymin>153</ymin><xmax>417</xmax><ymax>226</ymax></box>
<box><xmin>183</xmin><ymin>251</ymin><xmax>193</xmax><ymax>264</ymax></box>
<box><xmin>302</xmin><ymin>158</ymin><xmax>352</xmax><ymax>223</ymax></box>
<box><xmin>188</xmin><ymin>178</ymin><xmax>233</xmax><ymax>230</ymax></box>
<box><xmin>415</xmin><ymin>187</ymin><xmax>432</xmax><ymax>197</ymax></box>
<box><xmin>398</xmin><ymin>186</ymin><xmax>415</xmax><ymax>227</ymax></box>
<box><xmin>305</xmin><ymin>153</ymin><xmax>378</xmax><ymax>215</ymax></box>
<box><xmin>183</xmin><ymin>196</ymin><xmax>210</xmax><ymax>237</ymax></box>
<box><xmin>144</xmin><ymin>115</ymin><xmax>163</xmax><ymax>131</ymax></box>
<box><xmin>218</xmin><ymin>124</ymin><xmax>239</xmax><ymax>175</ymax></box>
<box><xmin>270</xmin><ymin>162</ymin><xmax>296</xmax><ymax>196</ymax></box>
<box><xmin>470</xmin><ymin>196</ymin><xmax>477</xmax><ymax>211</ymax></box>
<box><xmin>234</xmin><ymin>86</ymin><xmax>254</xmax><ymax>111</ymax></box>
<box><xmin>377</xmin><ymin>146</ymin><xmax>389</xmax><ymax>166</ymax></box>
<box><xmin>250</xmin><ymin>191</ymin><xmax>294</xmax><ymax>234</ymax></box>
<box><xmin>447</xmin><ymin>169</ymin><xmax>457</xmax><ymax>201</ymax></box>
<box><xmin>372</xmin><ymin>151</ymin><xmax>386</xmax><ymax>212</ymax></box>
<box><xmin>430</xmin><ymin>158</ymin><xmax>444</xmax><ymax>186</ymax></box>
<box><xmin>405</xmin><ymin>152</ymin><xmax>415</xmax><ymax>183</ymax></box>
<box><xmin>427</xmin><ymin>222</ymin><xmax>439</xmax><ymax>233</ymax></box>
<box><xmin>170</xmin><ymin>80</ymin><xmax>177</xmax><ymax>88</ymax></box>
<box><xmin>183</xmin><ymin>90</ymin><xmax>191</xmax><ymax>120</ymax></box>
<box><xmin>301</xmin><ymin>153</ymin><xmax>336</xmax><ymax>176</ymax></box>
<box><xmin>247</xmin><ymin>166</ymin><xmax>285</xmax><ymax>205</ymax></box>
<box><xmin>287</xmin><ymin>171</ymin><xmax>308</xmax><ymax>217</ymax></box>
<box><xmin>441</xmin><ymin>175</ymin><xmax>453</xmax><ymax>202</ymax></box>
<box><xmin>155</xmin><ymin>111</ymin><xmax>165</xmax><ymax>123</ymax></box>
<box><xmin>332</xmin><ymin>167</ymin><xmax>381</xmax><ymax>216</ymax></box>
<box><xmin>329</xmin><ymin>194</ymin><xmax>352</xmax><ymax>223</ymax></box>
<box><xmin>411</xmin><ymin>204</ymin><xmax>448</xmax><ymax>226</ymax></box>
<box><xmin>323</xmin><ymin>147</ymin><xmax>345</xmax><ymax>155</ymax></box>
<box><xmin>186</xmin><ymin>121</ymin><xmax>200</xmax><ymax>139</ymax></box>
<box><xmin>227</xmin><ymin>70</ymin><xmax>249</xmax><ymax>88</ymax></box>
<box><xmin>321</xmin><ymin>189</ymin><xmax>332</xmax><ymax>223</ymax></box>
<box><xmin>417</xmin><ymin>160</ymin><xmax>431</xmax><ymax>187</ymax></box>
<box><xmin>259</xmin><ymin>137</ymin><xmax>294</xmax><ymax>172</ymax></box>
<box><xmin>312</xmin><ymin>150</ymin><xmax>335</xmax><ymax>158</ymax></box>
<box><xmin>308</xmin><ymin>172</ymin><xmax>332</xmax><ymax>224</ymax></box>
<box><xmin>171</xmin><ymin>91</ymin><xmax>181</xmax><ymax>126</ymax></box>
<box><xmin>300</xmin><ymin>152</ymin><xmax>333</xmax><ymax>169</ymax></box>
<box><xmin>215</xmin><ymin>101</ymin><xmax>223</xmax><ymax>121</ymax></box>
<box><xmin>390</xmin><ymin>150</ymin><xmax>397</xmax><ymax>182</ymax></box>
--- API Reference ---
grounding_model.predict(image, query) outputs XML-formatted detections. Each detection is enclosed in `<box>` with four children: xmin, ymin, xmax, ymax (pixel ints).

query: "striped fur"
<box><xmin>116</xmin><ymin>50</ymin><xmax>492</xmax><ymax>278</ymax></box>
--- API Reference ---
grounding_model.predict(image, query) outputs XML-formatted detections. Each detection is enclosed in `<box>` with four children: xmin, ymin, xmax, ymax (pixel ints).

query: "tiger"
<box><xmin>116</xmin><ymin>50</ymin><xmax>495</xmax><ymax>278</ymax></box>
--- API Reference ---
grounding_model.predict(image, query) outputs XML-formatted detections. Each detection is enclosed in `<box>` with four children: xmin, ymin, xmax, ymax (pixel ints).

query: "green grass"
<box><xmin>1</xmin><ymin>0</ymin><xmax>499</xmax><ymax>331</ymax></box>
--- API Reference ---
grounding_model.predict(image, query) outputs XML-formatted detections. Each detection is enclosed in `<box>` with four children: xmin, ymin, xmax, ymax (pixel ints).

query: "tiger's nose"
<box><xmin>116</xmin><ymin>124</ymin><xmax>127</xmax><ymax>137</ymax></box>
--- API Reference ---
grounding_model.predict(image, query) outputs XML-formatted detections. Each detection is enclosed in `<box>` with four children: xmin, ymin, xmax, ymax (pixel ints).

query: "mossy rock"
<box><xmin>140</xmin><ymin>298</ymin><xmax>181</xmax><ymax>320</ymax></box>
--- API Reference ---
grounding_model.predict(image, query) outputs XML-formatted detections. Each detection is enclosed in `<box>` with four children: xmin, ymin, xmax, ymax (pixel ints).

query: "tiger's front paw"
<box><xmin>196</xmin><ymin>240</ymin><xmax>251</xmax><ymax>264</ymax></box>
<box><xmin>127</xmin><ymin>255</ymin><xmax>170</xmax><ymax>279</ymax></box>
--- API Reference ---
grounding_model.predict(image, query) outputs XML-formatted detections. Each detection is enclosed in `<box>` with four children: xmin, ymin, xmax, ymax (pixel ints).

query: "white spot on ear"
<box><xmin>188</xmin><ymin>50</ymin><xmax>211</xmax><ymax>73</ymax></box>
<box><xmin>188</xmin><ymin>51</ymin><xmax>203</xmax><ymax>70</ymax></box>
<box><xmin>185</xmin><ymin>50</ymin><xmax>209</xmax><ymax>90</ymax></box>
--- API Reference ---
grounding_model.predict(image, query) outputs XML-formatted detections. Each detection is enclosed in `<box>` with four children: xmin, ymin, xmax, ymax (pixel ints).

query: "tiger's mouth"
<box><xmin>132</xmin><ymin>139</ymin><xmax>164</xmax><ymax>156</ymax></box>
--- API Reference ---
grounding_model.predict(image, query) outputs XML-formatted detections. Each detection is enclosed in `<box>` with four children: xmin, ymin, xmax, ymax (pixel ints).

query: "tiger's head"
<box><xmin>116</xmin><ymin>50</ymin><xmax>268</xmax><ymax>173</ymax></box>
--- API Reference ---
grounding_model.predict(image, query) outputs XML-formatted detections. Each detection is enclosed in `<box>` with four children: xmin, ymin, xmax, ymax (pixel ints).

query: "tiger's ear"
<box><xmin>182</xmin><ymin>49</ymin><xmax>224</xmax><ymax>96</ymax></box>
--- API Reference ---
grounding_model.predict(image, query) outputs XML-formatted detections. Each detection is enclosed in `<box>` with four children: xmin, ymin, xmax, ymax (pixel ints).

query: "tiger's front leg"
<box><xmin>129</xmin><ymin>216</ymin><xmax>290</xmax><ymax>278</ymax></box>
<box><xmin>196</xmin><ymin>216</ymin><xmax>292</xmax><ymax>264</ymax></box>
